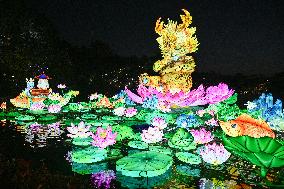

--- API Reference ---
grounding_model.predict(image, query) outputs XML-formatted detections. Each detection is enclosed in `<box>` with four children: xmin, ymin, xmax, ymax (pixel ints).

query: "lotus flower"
<box><xmin>205</xmin><ymin>118</ymin><xmax>219</xmax><ymax>126</ymax></box>
<box><xmin>89</xmin><ymin>92</ymin><xmax>99</xmax><ymax>101</ymax></box>
<box><xmin>199</xmin><ymin>143</ymin><xmax>231</xmax><ymax>165</ymax></box>
<box><xmin>91</xmin><ymin>170</ymin><xmax>116</xmax><ymax>189</ymax></box>
<box><xmin>126</xmin><ymin>83</ymin><xmax>233</xmax><ymax>108</ymax></box>
<box><xmin>47</xmin><ymin>104</ymin><xmax>61</xmax><ymax>113</ymax></box>
<box><xmin>92</xmin><ymin>126</ymin><xmax>117</xmax><ymax>149</ymax></box>
<box><xmin>67</xmin><ymin>121</ymin><xmax>92</xmax><ymax>138</ymax></box>
<box><xmin>190</xmin><ymin>128</ymin><xmax>214</xmax><ymax>144</ymax></box>
<box><xmin>205</xmin><ymin>83</ymin><xmax>234</xmax><ymax>104</ymax></box>
<box><xmin>181</xmin><ymin>85</ymin><xmax>208</xmax><ymax>106</ymax></box>
<box><xmin>113</xmin><ymin>107</ymin><xmax>125</xmax><ymax>116</ymax></box>
<box><xmin>152</xmin><ymin>117</ymin><xmax>168</xmax><ymax>130</ymax></box>
<box><xmin>196</xmin><ymin>109</ymin><xmax>206</xmax><ymax>117</ymax></box>
<box><xmin>124</xmin><ymin>107</ymin><xmax>137</xmax><ymax>117</ymax></box>
<box><xmin>30</xmin><ymin>102</ymin><xmax>45</xmax><ymax>111</ymax></box>
<box><xmin>57</xmin><ymin>84</ymin><xmax>66</xmax><ymax>89</ymax></box>
<box><xmin>141</xmin><ymin>126</ymin><xmax>164</xmax><ymax>143</ymax></box>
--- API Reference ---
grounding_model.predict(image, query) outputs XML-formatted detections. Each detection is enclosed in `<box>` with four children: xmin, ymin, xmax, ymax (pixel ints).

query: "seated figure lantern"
<box><xmin>140</xmin><ymin>9</ymin><xmax>199</xmax><ymax>92</ymax></box>
<box><xmin>30</xmin><ymin>73</ymin><xmax>51</xmax><ymax>96</ymax></box>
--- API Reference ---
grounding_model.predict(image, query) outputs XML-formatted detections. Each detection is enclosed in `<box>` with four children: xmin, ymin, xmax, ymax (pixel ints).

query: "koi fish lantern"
<box><xmin>140</xmin><ymin>9</ymin><xmax>199</xmax><ymax>92</ymax></box>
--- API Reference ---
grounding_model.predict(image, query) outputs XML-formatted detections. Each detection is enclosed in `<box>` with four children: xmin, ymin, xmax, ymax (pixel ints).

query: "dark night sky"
<box><xmin>27</xmin><ymin>0</ymin><xmax>284</xmax><ymax>75</ymax></box>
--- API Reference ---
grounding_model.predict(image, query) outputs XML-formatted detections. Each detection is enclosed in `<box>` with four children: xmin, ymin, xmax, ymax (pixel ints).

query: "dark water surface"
<box><xmin>0</xmin><ymin>118</ymin><xmax>283</xmax><ymax>189</ymax></box>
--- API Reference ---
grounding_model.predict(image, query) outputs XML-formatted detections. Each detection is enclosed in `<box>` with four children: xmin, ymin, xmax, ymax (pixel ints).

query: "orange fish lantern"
<box><xmin>219</xmin><ymin>114</ymin><xmax>275</xmax><ymax>138</ymax></box>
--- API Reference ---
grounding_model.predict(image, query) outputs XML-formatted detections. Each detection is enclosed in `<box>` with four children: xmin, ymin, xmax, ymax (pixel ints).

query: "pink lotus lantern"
<box><xmin>199</xmin><ymin>143</ymin><xmax>231</xmax><ymax>165</ymax></box>
<box><xmin>205</xmin><ymin>83</ymin><xmax>234</xmax><ymax>104</ymax></box>
<box><xmin>66</xmin><ymin>121</ymin><xmax>92</xmax><ymax>138</ymax></box>
<box><xmin>141</xmin><ymin>126</ymin><xmax>164</xmax><ymax>143</ymax></box>
<box><xmin>190</xmin><ymin>128</ymin><xmax>214</xmax><ymax>144</ymax></box>
<box><xmin>124</xmin><ymin>107</ymin><xmax>137</xmax><ymax>117</ymax></box>
<box><xmin>151</xmin><ymin>117</ymin><xmax>168</xmax><ymax>130</ymax></box>
<box><xmin>92</xmin><ymin>126</ymin><xmax>117</xmax><ymax>149</ymax></box>
<box><xmin>48</xmin><ymin>104</ymin><xmax>61</xmax><ymax>113</ymax></box>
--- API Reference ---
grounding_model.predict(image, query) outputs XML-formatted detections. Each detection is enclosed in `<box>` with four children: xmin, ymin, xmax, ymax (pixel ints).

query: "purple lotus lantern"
<box><xmin>91</xmin><ymin>170</ymin><xmax>116</xmax><ymax>189</ymax></box>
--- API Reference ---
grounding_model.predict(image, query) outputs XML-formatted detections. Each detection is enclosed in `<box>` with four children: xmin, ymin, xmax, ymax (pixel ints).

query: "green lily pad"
<box><xmin>112</xmin><ymin>125</ymin><xmax>136</xmax><ymax>141</ymax></box>
<box><xmin>72</xmin><ymin>162</ymin><xmax>107</xmax><ymax>175</ymax></box>
<box><xmin>64</xmin><ymin>119</ymin><xmax>82</xmax><ymax>126</ymax></box>
<box><xmin>67</xmin><ymin>103</ymin><xmax>83</xmax><ymax>111</ymax></box>
<box><xmin>116</xmin><ymin>169</ymin><xmax>171</xmax><ymax>189</ymax></box>
<box><xmin>0</xmin><ymin>112</ymin><xmax>6</xmax><ymax>117</ymax></box>
<box><xmin>15</xmin><ymin>115</ymin><xmax>35</xmax><ymax>122</ymax></box>
<box><xmin>222</xmin><ymin>135</ymin><xmax>284</xmax><ymax>177</ymax></box>
<box><xmin>27</xmin><ymin>109</ymin><xmax>48</xmax><ymax>115</ymax></box>
<box><xmin>88</xmin><ymin>120</ymin><xmax>116</xmax><ymax>128</ymax></box>
<box><xmin>145</xmin><ymin>110</ymin><xmax>177</xmax><ymax>124</ymax></box>
<box><xmin>71</xmin><ymin>146</ymin><xmax>107</xmax><ymax>163</ymax></box>
<box><xmin>95</xmin><ymin>108</ymin><xmax>110</xmax><ymax>113</ymax></box>
<box><xmin>168</xmin><ymin>128</ymin><xmax>196</xmax><ymax>151</ymax></box>
<box><xmin>6</xmin><ymin>111</ymin><xmax>21</xmax><ymax>117</ymax></box>
<box><xmin>116</xmin><ymin>151</ymin><xmax>173</xmax><ymax>177</ymax></box>
<box><xmin>128</xmin><ymin>141</ymin><xmax>149</xmax><ymax>149</ymax></box>
<box><xmin>148</xmin><ymin>146</ymin><xmax>172</xmax><ymax>156</ymax></box>
<box><xmin>223</xmin><ymin>93</ymin><xmax>238</xmax><ymax>104</ymax></box>
<box><xmin>175</xmin><ymin>152</ymin><xmax>202</xmax><ymax>164</ymax></box>
<box><xmin>108</xmin><ymin>149</ymin><xmax>123</xmax><ymax>159</ymax></box>
<box><xmin>101</xmin><ymin>115</ymin><xmax>121</xmax><ymax>121</ymax></box>
<box><xmin>81</xmin><ymin>113</ymin><xmax>97</xmax><ymax>120</ymax></box>
<box><xmin>37</xmin><ymin>114</ymin><xmax>57</xmax><ymax>122</ymax></box>
<box><xmin>72</xmin><ymin>137</ymin><xmax>93</xmax><ymax>146</ymax></box>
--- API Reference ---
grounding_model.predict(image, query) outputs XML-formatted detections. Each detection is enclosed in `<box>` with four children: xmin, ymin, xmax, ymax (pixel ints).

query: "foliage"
<box><xmin>116</xmin><ymin>151</ymin><xmax>173</xmax><ymax>177</ymax></box>
<box><xmin>222</xmin><ymin>135</ymin><xmax>284</xmax><ymax>177</ymax></box>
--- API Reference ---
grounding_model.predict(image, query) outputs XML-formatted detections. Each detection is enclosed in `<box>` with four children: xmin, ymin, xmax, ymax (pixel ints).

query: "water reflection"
<box><xmin>15</xmin><ymin>121</ymin><xmax>64</xmax><ymax>148</ymax></box>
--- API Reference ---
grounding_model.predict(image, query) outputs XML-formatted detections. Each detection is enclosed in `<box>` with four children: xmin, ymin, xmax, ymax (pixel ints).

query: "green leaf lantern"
<box><xmin>72</xmin><ymin>137</ymin><xmax>93</xmax><ymax>146</ymax></box>
<box><xmin>71</xmin><ymin>146</ymin><xmax>107</xmax><ymax>164</ymax></box>
<box><xmin>148</xmin><ymin>146</ymin><xmax>172</xmax><ymax>156</ymax></box>
<box><xmin>128</xmin><ymin>140</ymin><xmax>149</xmax><ymax>149</ymax></box>
<box><xmin>168</xmin><ymin>128</ymin><xmax>196</xmax><ymax>151</ymax></box>
<box><xmin>145</xmin><ymin>110</ymin><xmax>177</xmax><ymax>124</ymax></box>
<box><xmin>37</xmin><ymin>114</ymin><xmax>57</xmax><ymax>122</ymax></box>
<box><xmin>116</xmin><ymin>151</ymin><xmax>173</xmax><ymax>177</ymax></box>
<box><xmin>222</xmin><ymin>135</ymin><xmax>284</xmax><ymax>177</ymax></box>
<box><xmin>15</xmin><ymin>115</ymin><xmax>35</xmax><ymax>122</ymax></box>
<box><xmin>175</xmin><ymin>152</ymin><xmax>202</xmax><ymax>164</ymax></box>
<box><xmin>72</xmin><ymin>162</ymin><xmax>107</xmax><ymax>175</ymax></box>
<box><xmin>112</xmin><ymin>125</ymin><xmax>136</xmax><ymax>141</ymax></box>
<box><xmin>81</xmin><ymin>113</ymin><xmax>97</xmax><ymax>120</ymax></box>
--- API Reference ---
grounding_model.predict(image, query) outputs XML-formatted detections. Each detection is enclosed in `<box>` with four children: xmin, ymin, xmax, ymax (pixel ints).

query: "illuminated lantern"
<box><xmin>36</xmin><ymin>73</ymin><xmax>50</xmax><ymax>90</ymax></box>
<box><xmin>140</xmin><ymin>9</ymin><xmax>199</xmax><ymax>92</ymax></box>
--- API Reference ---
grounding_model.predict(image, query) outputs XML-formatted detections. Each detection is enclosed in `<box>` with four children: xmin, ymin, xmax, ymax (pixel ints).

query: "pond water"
<box><xmin>1</xmin><ymin>112</ymin><xmax>284</xmax><ymax>189</ymax></box>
